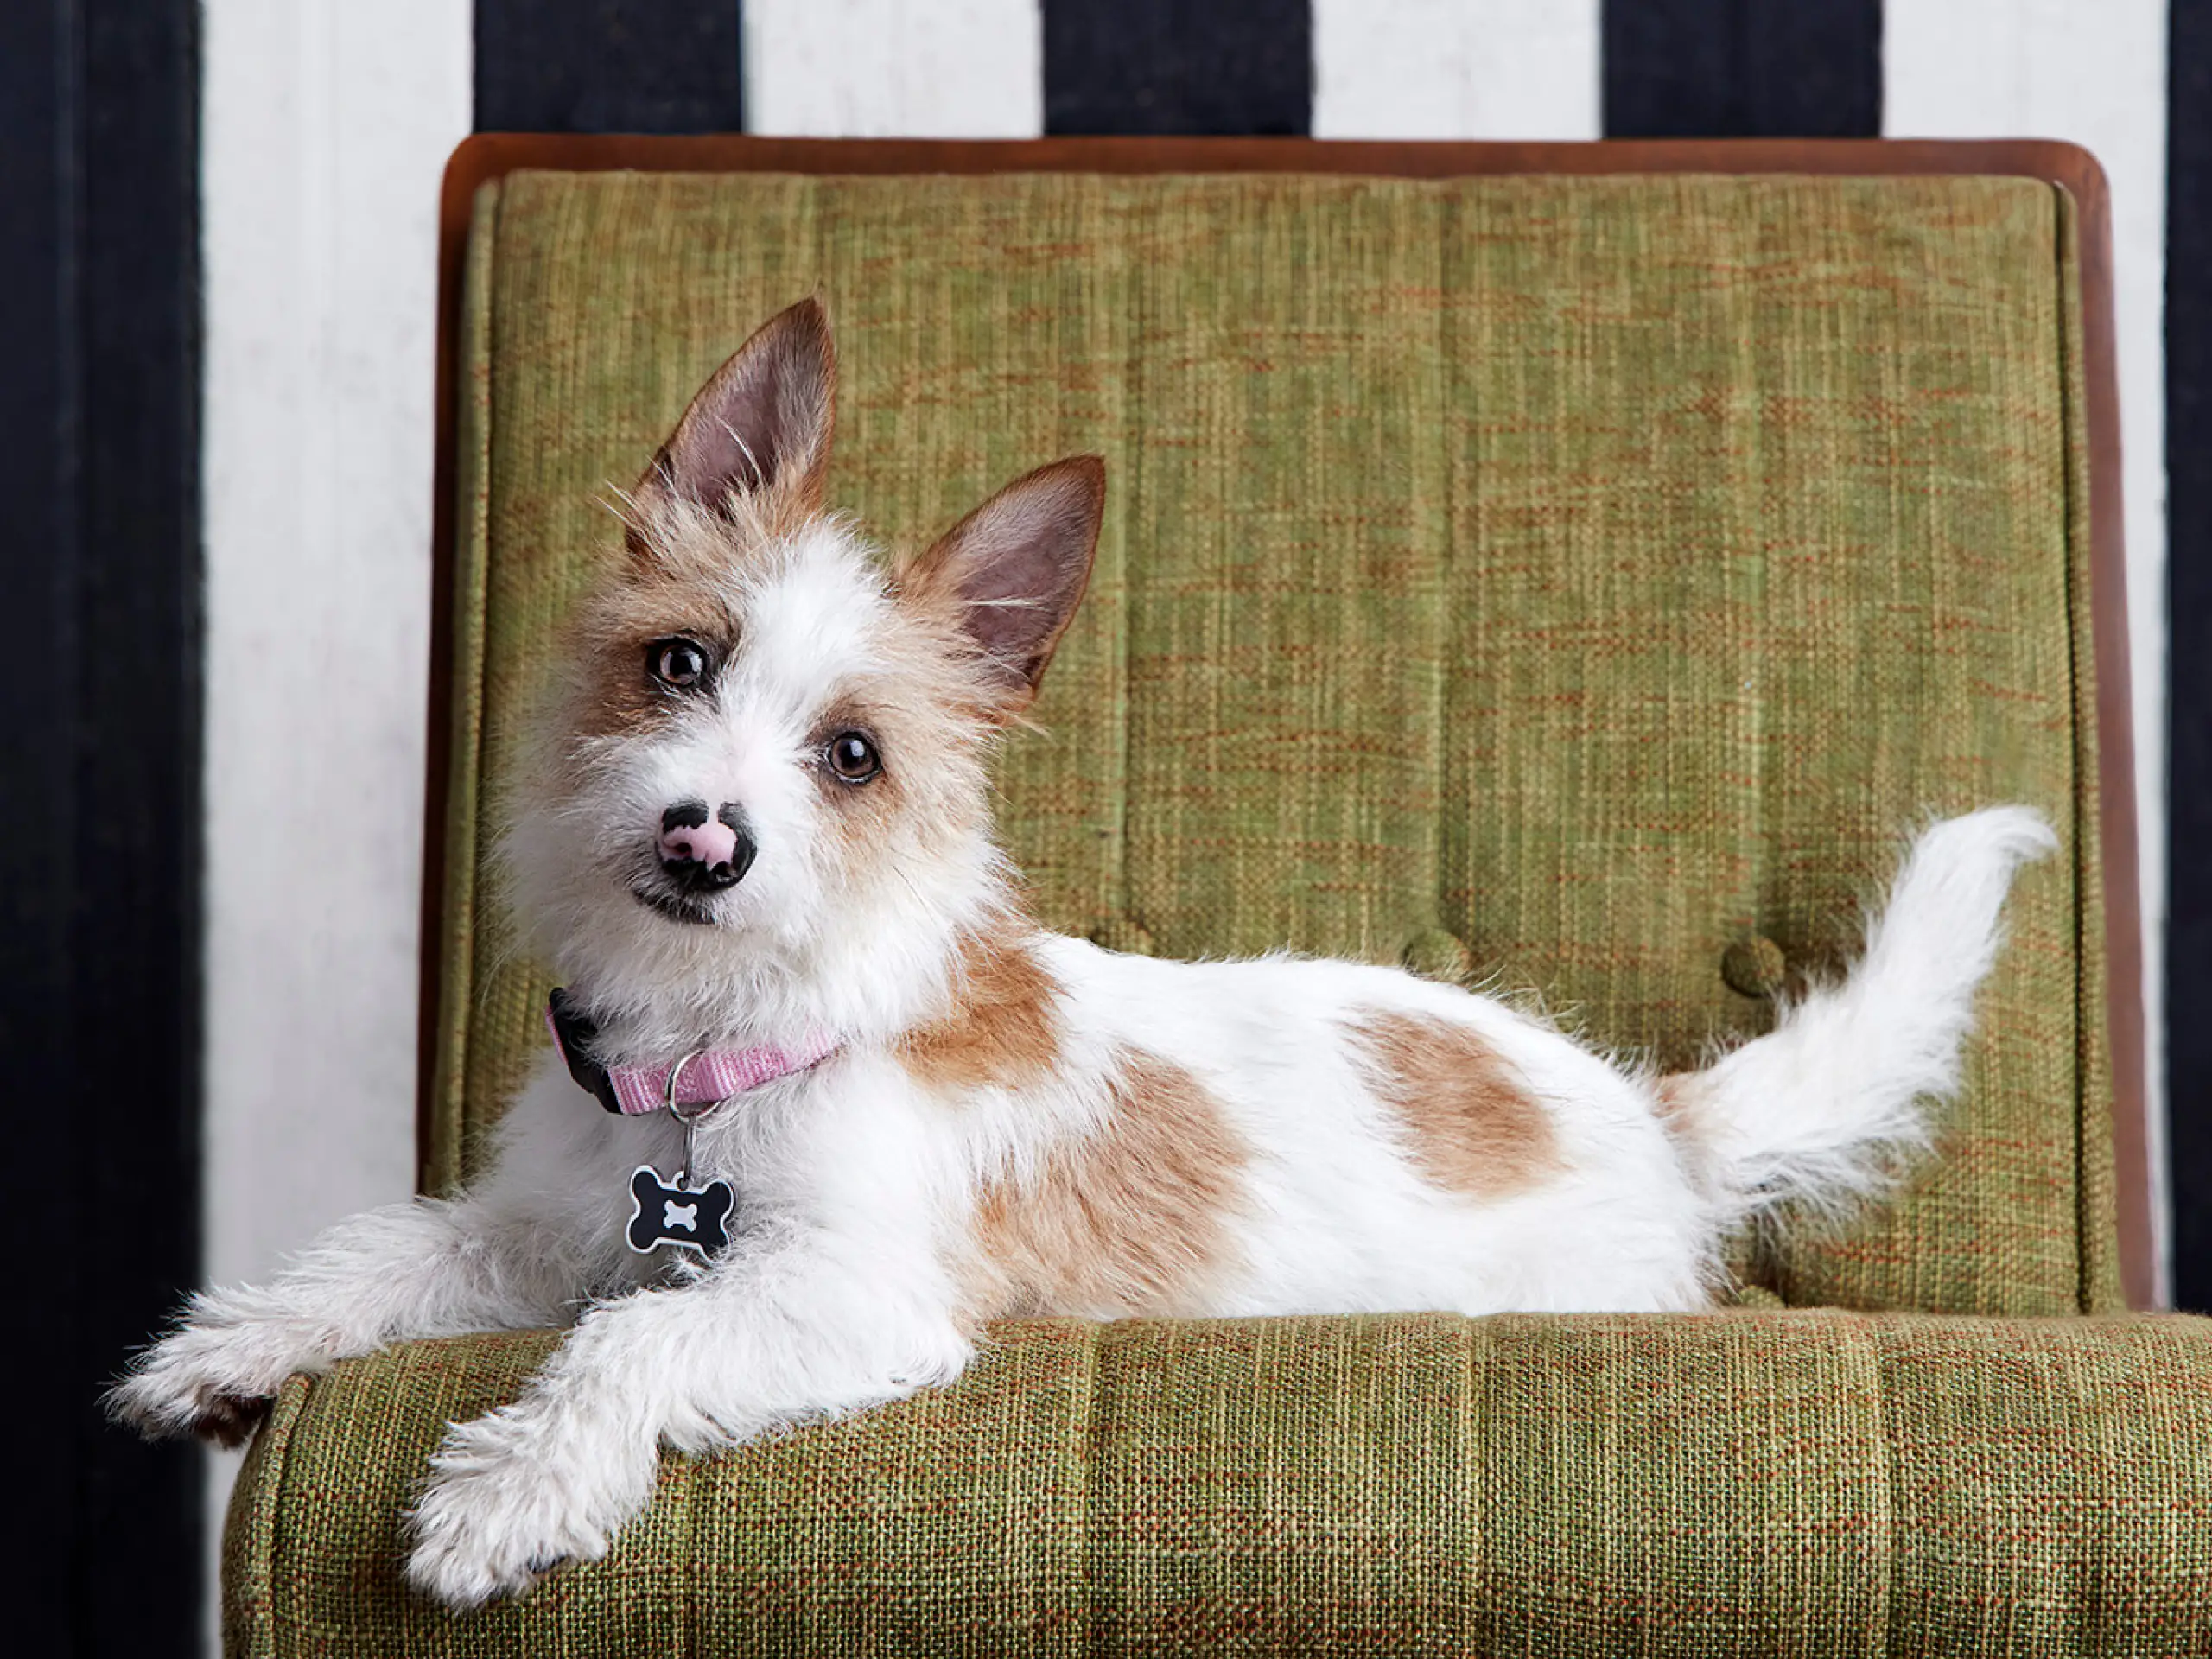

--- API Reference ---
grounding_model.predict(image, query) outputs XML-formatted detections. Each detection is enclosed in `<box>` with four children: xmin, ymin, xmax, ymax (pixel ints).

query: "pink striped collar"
<box><xmin>545</xmin><ymin>989</ymin><xmax>840</xmax><ymax>1117</ymax></box>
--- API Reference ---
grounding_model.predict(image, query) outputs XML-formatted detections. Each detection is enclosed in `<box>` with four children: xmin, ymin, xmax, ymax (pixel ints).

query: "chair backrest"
<box><xmin>427</xmin><ymin>140</ymin><xmax>2139</xmax><ymax>1315</ymax></box>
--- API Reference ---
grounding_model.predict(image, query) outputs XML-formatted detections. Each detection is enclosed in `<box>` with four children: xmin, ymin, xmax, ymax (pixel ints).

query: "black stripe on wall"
<box><xmin>2170</xmin><ymin>0</ymin><xmax>2212</xmax><ymax>1312</ymax></box>
<box><xmin>1045</xmin><ymin>0</ymin><xmax>1311</xmax><ymax>137</ymax></box>
<box><xmin>1603</xmin><ymin>0</ymin><xmax>1882</xmax><ymax>138</ymax></box>
<box><xmin>477</xmin><ymin>0</ymin><xmax>743</xmax><ymax>132</ymax></box>
<box><xmin>0</xmin><ymin>2</ymin><xmax>202</xmax><ymax>1654</ymax></box>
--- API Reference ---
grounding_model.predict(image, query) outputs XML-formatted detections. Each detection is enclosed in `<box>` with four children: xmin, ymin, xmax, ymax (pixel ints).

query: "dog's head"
<box><xmin>505</xmin><ymin>300</ymin><xmax>1103</xmax><ymax>1040</ymax></box>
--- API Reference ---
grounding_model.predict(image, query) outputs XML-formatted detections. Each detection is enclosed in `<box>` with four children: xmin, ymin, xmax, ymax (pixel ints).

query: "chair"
<box><xmin>223</xmin><ymin>137</ymin><xmax>2199</xmax><ymax>1656</ymax></box>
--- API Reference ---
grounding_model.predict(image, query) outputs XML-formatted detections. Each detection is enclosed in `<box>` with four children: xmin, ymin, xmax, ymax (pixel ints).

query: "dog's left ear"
<box><xmin>905</xmin><ymin>455</ymin><xmax>1105</xmax><ymax>710</ymax></box>
<box><xmin>636</xmin><ymin>297</ymin><xmax>836</xmax><ymax>531</ymax></box>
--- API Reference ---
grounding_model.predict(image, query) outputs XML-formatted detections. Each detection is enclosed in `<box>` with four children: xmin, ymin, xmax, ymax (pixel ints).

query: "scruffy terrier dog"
<box><xmin>112</xmin><ymin>300</ymin><xmax>2054</xmax><ymax>1607</ymax></box>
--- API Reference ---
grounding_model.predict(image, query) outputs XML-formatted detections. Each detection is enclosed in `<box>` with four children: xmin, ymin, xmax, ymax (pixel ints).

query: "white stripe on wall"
<box><xmin>744</xmin><ymin>0</ymin><xmax>1043</xmax><ymax>137</ymax></box>
<box><xmin>1313</xmin><ymin>0</ymin><xmax>1602</xmax><ymax>139</ymax></box>
<box><xmin>200</xmin><ymin>0</ymin><xmax>471</xmax><ymax>1649</ymax></box>
<box><xmin>1886</xmin><ymin>0</ymin><xmax>2173</xmax><ymax>1304</ymax></box>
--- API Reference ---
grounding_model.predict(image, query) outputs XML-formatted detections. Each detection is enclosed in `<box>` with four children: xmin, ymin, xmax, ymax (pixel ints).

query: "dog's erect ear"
<box><xmin>636</xmin><ymin>298</ymin><xmax>836</xmax><ymax>528</ymax></box>
<box><xmin>906</xmin><ymin>456</ymin><xmax>1105</xmax><ymax>709</ymax></box>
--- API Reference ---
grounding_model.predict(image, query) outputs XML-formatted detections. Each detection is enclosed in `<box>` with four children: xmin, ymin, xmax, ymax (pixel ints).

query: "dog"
<box><xmin>110</xmin><ymin>298</ymin><xmax>2056</xmax><ymax>1608</ymax></box>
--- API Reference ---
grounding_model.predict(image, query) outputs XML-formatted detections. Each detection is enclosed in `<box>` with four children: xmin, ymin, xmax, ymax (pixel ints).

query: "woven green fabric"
<box><xmin>430</xmin><ymin>170</ymin><xmax>2118</xmax><ymax>1317</ymax></box>
<box><xmin>226</xmin><ymin>1314</ymin><xmax>2212</xmax><ymax>1656</ymax></box>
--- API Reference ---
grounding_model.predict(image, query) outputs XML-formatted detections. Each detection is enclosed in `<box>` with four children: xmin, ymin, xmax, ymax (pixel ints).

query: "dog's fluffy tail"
<box><xmin>1663</xmin><ymin>806</ymin><xmax>2056</xmax><ymax>1225</ymax></box>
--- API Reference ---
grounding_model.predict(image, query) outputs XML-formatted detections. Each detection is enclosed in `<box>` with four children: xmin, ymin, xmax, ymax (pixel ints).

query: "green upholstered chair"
<box><xmin>223</xmin><ymin>139</ymin><xmax>2203</xmax><ymax>1656</ymax></box>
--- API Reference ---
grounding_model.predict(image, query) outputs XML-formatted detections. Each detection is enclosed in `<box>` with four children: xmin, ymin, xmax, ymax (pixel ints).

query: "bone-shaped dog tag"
<box><xmin>626</xmin><ymin>1166</ymin><xmax>735</xmax><ymax>1255</ymax></box>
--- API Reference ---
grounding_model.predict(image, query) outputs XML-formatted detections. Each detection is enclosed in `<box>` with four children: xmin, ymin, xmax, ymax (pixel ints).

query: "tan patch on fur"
<box><xmin>1351</xmin><ymin>1012</ymin><xmax>1560</xmax><ymax>1199</ymax></box>
<box><xmin>801</xmin><ymin>597</ymin><xmax>1004</xmax><ymax>894</ymax></box>
<box><xmin>638</xmin><ymin>468</ymin><xmax>823</xmax><ymax>557</ymax></box>
<box><xmin>957</xmin><ymin>1048</ymin><xmax>1247</xmax><ymax>1325</ymax></box>
<box><xmin>563</xmin><ymin>550</ymin><xmax>745</xmax><ymax>747</ymax></box>
<box><xmin>897</xmin><ymin>931</ymin><xmax>1061</xmax><ymax>1090</ymax></box>
<box><xmin>1653</xmin><ymin>1072</ymin><xmax>1698</xmax><ymax>1128</ymax></box>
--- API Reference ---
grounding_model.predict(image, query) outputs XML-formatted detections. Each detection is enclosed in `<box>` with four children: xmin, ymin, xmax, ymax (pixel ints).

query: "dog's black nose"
<box><xmin>658</xmin><ymin>802</ymin><xmax>756</xmax><ymax>891</ymax></box>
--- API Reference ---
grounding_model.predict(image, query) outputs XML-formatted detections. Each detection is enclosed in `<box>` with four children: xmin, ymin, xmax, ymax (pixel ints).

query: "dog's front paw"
<box><xmin>404</xmin><ymin>1410</ymin><xmax>649</xmax><ymax>1610</ymax></box>
<box><xmin>105</xmin><ymin>1316</ymin><xmax>308</xmax><ymax>1446</ymax></box>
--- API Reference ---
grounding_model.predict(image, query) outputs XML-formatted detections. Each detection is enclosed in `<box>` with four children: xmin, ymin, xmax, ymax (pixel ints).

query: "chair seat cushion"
<box><xmin>226</xmin><ymin>1312</ymin><xmax>2212</xmax><ymax>1656</ymax></box>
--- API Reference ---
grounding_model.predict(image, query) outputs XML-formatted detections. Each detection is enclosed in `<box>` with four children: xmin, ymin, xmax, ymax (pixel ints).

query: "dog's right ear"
<box><xmin>632</xmin><ymin>298</ymin><xmax>836</xmax><ymax>541</ymax></box>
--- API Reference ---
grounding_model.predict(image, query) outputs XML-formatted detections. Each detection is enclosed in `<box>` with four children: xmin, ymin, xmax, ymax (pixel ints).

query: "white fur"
<box><xmin>1665</xmin><ymin>806</ymin><xmax>2059</xmax><ymax>1227</ymax></box>
<box><xmin>109</xmin><ymin>467</ymin><xmax>2055</xmax><ymax>1611</ymax></box>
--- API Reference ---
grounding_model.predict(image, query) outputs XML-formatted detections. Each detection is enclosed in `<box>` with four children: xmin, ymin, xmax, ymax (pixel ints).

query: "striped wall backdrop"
<box><xmin>10</xmin><ymin>2</ymin><xmax>2196</xmax><ymax>1653</ymax></box>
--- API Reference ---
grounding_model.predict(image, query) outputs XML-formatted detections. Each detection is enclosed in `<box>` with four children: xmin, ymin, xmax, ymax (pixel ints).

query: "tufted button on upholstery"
<box><xmin>1724</xmin><ymin>1283</ymin><xmax>1788</xmax><ymax>1311</ymax></box>
<box><xmin>1400</xmin><ymin>927</ymin><xmax>1475</xmax><ymax>986</ymax></box>
<box><xmin>1721</xmin><ymin>934</ymin><xmax>1789</xmax><ymax>999</ymax></box>
<box><xmin>1087</xmin><ymin>916</ymin><xmax>1156</xmax><ymax>957</ymax></box>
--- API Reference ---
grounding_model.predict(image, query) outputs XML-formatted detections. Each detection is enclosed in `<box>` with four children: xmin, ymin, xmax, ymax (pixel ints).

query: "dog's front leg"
<box><xmin>403</xmin><ymin>1230</ymin><xmax>969</xmax><ymax>1609</ymax></box>
<box><xmin>107</xmin><ymin>1194</ymin><xmax>593</xmax><ymax>1446</ymax></box>
<box><xmin>111</xmin><ymin>1065</ymin><xmax>638</xmax><ymax>1445</ymax></box>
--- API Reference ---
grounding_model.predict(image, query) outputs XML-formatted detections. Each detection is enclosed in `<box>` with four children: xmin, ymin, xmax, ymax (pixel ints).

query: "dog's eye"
<box><xmin>826</xmin><ymin>732</ymin><xmax>880</xmax><ymax>784</ymax></box>
<box><xmin>650</xmin><ymin>639</ymin><xmax>709</xmax><ymax>689</ymax></box>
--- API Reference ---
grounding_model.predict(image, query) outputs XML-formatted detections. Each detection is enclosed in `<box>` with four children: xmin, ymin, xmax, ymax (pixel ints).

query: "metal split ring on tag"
<box><xmin>623</xmin><ymin>1052</ymin><xmax>738</xmax><ymax>1257</ymax></box>
<box><xmin>666</xmin><ymin>1050</ymin><xmax>713</xmax><ymax>1185</ymax></box>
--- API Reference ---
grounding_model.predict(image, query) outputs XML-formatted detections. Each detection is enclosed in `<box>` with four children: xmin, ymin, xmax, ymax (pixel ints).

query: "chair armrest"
<box><xmin>225</xmin><ymin>1311</ymin><xmax>2212</xmax><ymax>1656</ymax></box>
